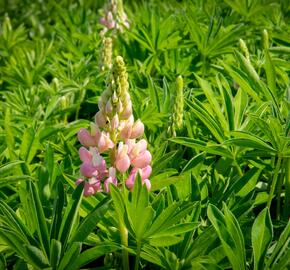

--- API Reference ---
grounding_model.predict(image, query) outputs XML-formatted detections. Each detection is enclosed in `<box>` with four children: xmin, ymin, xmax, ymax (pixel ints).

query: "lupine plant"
<box><xmin>0</xmin><ymin>0</ymin><xmax>290</xmax><ymax>269</ymax></box>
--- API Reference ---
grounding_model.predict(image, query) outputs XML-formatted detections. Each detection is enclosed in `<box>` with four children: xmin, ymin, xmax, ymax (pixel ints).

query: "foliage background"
<box><xmin>0</xmin><ymin>0</ymin><xmax>289</xmax><ymax>269</ymax></box>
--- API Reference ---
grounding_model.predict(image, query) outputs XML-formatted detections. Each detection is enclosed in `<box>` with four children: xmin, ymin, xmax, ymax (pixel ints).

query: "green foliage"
<box><xmin>1</xmin><ymin>0</ymin><xmax>290</xmax><ymax>269</ymax></box>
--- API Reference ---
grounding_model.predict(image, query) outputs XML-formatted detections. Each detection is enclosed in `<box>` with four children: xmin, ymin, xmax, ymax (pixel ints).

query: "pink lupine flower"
<box><xmin>104</xmin><ymin>167</ymin><xmax>118</xmax><ymax>193</ymax></box>
<box><xmin>120</xmin><ymin>119</ymin><xmax>144</xmax><ymax>139</ymax></box>
<box><xmin>76</xmin><ymin>178</ymin><xmax>84</xmax><ymax>186</ymax></box>
<box><xmin>130</xmin><ymin>120</ymin><xmax>144</xmax><ymax>138</ymax></box>
<box><xmin>128</xmin><ymin>139</ymin><xmax>152</xmax><ymax>168</ymax></box>
<box><xmin>143</xmin><ymin>179</ymin><xmax>151</xmax><ymax>191</ymax></box>
<box><xmin>126</xmin><ymin>166</ymin><xmax>152</xmax><ymax>191</ymax></box>
<box><xmin>115</xmin><ymin>142</ymin><xmax>130</xmax><ymax>173</ymax></box>
<box><xmin>98</xmin><ymin>132</ymin><xmax>114</xmax><ymax>152</ymax></box>
<box><xmin>79</xmin><ymin>148</ymin><xmax>107</xmax><ymax>178</ymax></box>
<box><xmin>78</xmin><ymin>128</ymin><xmax>96</xmax><ymax>147</ymax></box>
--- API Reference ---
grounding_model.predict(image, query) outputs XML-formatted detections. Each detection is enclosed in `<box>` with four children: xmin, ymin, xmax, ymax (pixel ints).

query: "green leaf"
<box><xmin>186</xmin><ymin>98</ymin><xmax>225</xmax><ymax>143</ymax></box>
<box><xmin>153</xmin><ymin>222</ymin><xmax>199</xmax><ymax>237</ymax></box>
<box><xmin>58</xmin><ymin>182</ymin><xmax>83</xmax><ymax>248</ymax></box>
<box><xmin>29</xmin><ymin>182</ymin><xmax>50</xmax><ymax>257</ymax></box>
<box><xmin>57</xmin><ymin>242</ymin><xmax>81</xmax><ymax>270</ymax></box>
<box><xmin>70</xmin><ymin>196</ymin><xmax>110</xmax><ymax>242</ymax></box>
<box><xmin>149</xmin><ymin>235</ymin><xmax>183</xmax><ymax>247</ymax></box>
<box><xmin>171</xmin><ymin>137</ymin><xmax>233</xmax><ymax>159</ymax></box>
<box><xmin>0</xmin><ymin>160</ymin><xmax>24</xmax><ymax>176</ymax></box>
<box><xmin>195</xmin><ymin>74</ymin><xmax>228</xmax><ymax>132</ymax></box>
<box><xmin>207</xmin><ymin>204</ymin><xmax>246</xmax><ymax>270</ymax></box>
<box><xmin>20</xmin><ymin>128</ymin><xmax>39</xmax><ymax>164</ymax></box>
<box><xmin>264</xmin><ymin>49</ymin><xmax>276</xmax><ymax>94</ymax></box>
<box><xmin>225</xmin><ymin>131</ymin><xmax>276</xmax><ymax>153</ymax></box>
<box><xmin>49</xmin><ymin>239</ymin><xmax>62</xmax><ymax>269</ymax></box>
<box><xmin>266</xmin><ymin>221</ymin><xmax>290</xmax><ymax>269</ymax></box>
<box><xmin>25</xmin><ymin>245</ymin><xmax>49</xmax><ymax>269</ymax></box>
<box><xmin>50</xmin><ymin>181</ymin><xmax>65</xmax><ymax>240</ymax></box>
<box><xmin>252</xmin><ymin>208</ymin><xmax>273</xmax><ymax>270</ymax></box>
<box><xmin>222</xmin><ymin>167</ymin><xmax>263</xmax><ymax>200</ymax></box>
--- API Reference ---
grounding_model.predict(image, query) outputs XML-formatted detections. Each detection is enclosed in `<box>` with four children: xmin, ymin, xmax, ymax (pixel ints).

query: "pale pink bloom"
<box><xmin>76</xmin><ymin>178</ymin><xmax>102</xmax><ymax>197</ymax></box>
<box><xmin>78</xmin><ymin>128</ymin><xmax>96</xmax><ymax>147</ymax></box>
<box><xmin>125</xmin><ymin>168</ymin><xmax>136</xmax><ymax>190</ymax></box>
<box><xmin>76</xmin><ymin>178</ymin><xmax>84</xmax><ymax>186</ymax></box>
<box><xmin>126</xmin><ymin>139</ymin><xmax>135</xmax><ymax>153</ymax></box>
<box><xmin>98</xmin><ymin>132</ymin><xmax>114</xmax><ymax>152</ymax></box>
<box><xmin>128</xmin><ymin>139</ymin><xmax>151</xmax><ymax>168</ymax></box>
<box><xmin>95</xmin><ymin>111</ymin><xmax>107</xmax><ymax>127</ymax></box>
<box><xmin>79</xmin><ymin>148</ymin><xmax>107</xmax><ymax>179</ymax></box>
<box><xmin>104</xmin><ymin>167</ymin><xmax>118</xmax><ymax>193</ymax></box>
<box><xmin>125</xmin><ymin>167</ymin><xmax>152</xmax><ymax>191</ymax></box>
<box><xmin>131</xmin><ymin>150</ymin><xmax>152</xmax><ymax>168</ymax></box>
<box><xmin>143</xmin><ymin>179</ymin><xmax>151</xmax><ymax>191</ymax></box>
<box><xmin>130</xmin><ymin>120</ymin><xmax>144</xmax><ymax>138</ymax></box>
<box><xmin>120</xmin><ymin>102</ymin><xmax>132</xmax><ymax>118</ymax></box>
<box><xmin>120</xmin><ymin>119</ymin><xmax>144</xmax><ymax>139</ymax></box>
<box><xmin>84</xmin><ymin>182</ymin><xmax>96</xmax><ymax>197</ymax></box>
<box><xmin>79</xmin><ymin>147</ymin><xmax>92</xmax><ymax>163</ymax></box>
<box><xmin>115</xmin><ymin>142</ymin><xmax>130</xmax><ymax>173</ymax></box>
<box><xmin>120</xmin><ymin>122</ymin><xmax>132</xmax><ymax>139</ymax></box>
<box><xmin>141</xmin><ymin>165</ymin><xmax>152</xmax><ymax>179</ymax></box>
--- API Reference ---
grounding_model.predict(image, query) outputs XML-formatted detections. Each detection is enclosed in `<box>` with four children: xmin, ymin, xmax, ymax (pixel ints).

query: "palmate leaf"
<box><xmin>251</xmin><ymin>208</ymin><xmax>273</xmax><ymax>270</ymax></box>
<box><xmin>186</xmin><ymin>98</ymin><xmax>225</xmax><ymax>143</ymax></box>
<box><xmin>207</xmin><ymin>204</ymin><xmax>246</xmax><ymax>270</ymax></box>
<box><xmin>195</xmin><ymin>74</ymin><xmax>228</xmax><ymax>132</ymax></box>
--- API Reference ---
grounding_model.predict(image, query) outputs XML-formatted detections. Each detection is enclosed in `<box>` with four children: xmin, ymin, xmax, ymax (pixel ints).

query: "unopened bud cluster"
<box><xmin>76</xmin><ymin>56</ymin><xmax>152</xmax><ymax>196</ymax></box>
<box><xmin>100</xmin><ymin>37</ymin><xmax>113</xmax><ymax>71</ymax></box>
<box><xmin>172</xmin><ymin>76</ymin><xmax>184</xmax><ymax>136</ymax></box>
<box><xmin>100</xmin><ymin>0</ymin><xmax>129</xmax><ymax>34</ymax></box>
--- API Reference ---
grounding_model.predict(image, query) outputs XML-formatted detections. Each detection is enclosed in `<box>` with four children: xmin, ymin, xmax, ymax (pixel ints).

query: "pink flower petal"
<box><xmin>78</xmin><ymin>128</ymin><xmax>96</xmax><ymax>147</ymax></box>
<box><xmin>116</xmin><ymin>154</ymin><xmax>130</xmax><ymax>173</ymax></box>
<box><xmin>131</xmin><ymin>150</ymin><xmax>152</xmax><ymax>168</ymax></box>
<box><xmin>79</xmin><ymin>147</ymin><xmax>91</xmax><ymax>163</ymax></box>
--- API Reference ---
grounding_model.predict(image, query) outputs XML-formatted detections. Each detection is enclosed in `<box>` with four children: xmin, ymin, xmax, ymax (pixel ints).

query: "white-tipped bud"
<box><xmin>105</xmin><ymin>98</ymin><xmax>114</xmax><ymax>115</ymax></box>
<box><xmin>116</xmin><ymin>100</ymin><xmax>123</xmax><ymax>113</ymax></box>
<box><xmin>111</xmin><ymin>114</ymin><xmax>119</xmax><ymax>129</ymax></box>
<box><xmin>112</xmin><ymin>91</ymin><xmax>118</xmax><ymax>104</ymax></box>
<box><xmin>121</xmin><ymin>102</ymin><xmax>132</xmax><ymax>119</ymax></box>
<box><xmin>95</xmin><ymin>111</ymin><xmax>107</xmax><ymax>127</ymax></box>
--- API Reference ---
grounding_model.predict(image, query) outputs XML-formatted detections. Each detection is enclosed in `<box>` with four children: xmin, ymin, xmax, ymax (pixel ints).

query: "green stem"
<box><xmin>283</xmin><ymin>158</ymin><xmax>290</xmax><ymax>220</ymax></box>
<box><xmin>234</xmin><ymin>159</ymin><xmax>243</xmax><ymax>176</ymax></box>
<box><xmin>119</xmin><ymin>221</ymin><xmax>129</xmax><ymax>270</ymax></box>
<box><xmin>276</xmin><ymin>160</ymin><xmax>285</xmax><ymax>220</ymax></box>
<box><xmin>267</xmin><ymin>156</ymin><xmax>282</xmax><ymax>209</ymax></box>
<box><xmin>134</xmin><ymin>241</ymin><xmax>141</xmax><ymax>270</ymax></box>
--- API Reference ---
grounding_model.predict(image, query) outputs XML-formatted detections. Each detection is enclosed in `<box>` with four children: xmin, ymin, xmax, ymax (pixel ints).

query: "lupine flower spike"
<box><xmin>76</xmin><ymin>56</ymin><xmax>152</xmax><ymax>196</ymax></box>
<box><xmin>171</xmin><ymin>75</ymin><xmax>184</xmax><ymax>137</ymax></box>
<box><xmin>100</xmin><ymin>0</ymin><xmax>129</xmax><ymax>34</ymax></box>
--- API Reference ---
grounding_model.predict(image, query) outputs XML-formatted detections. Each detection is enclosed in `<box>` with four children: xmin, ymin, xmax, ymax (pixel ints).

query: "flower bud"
<box><xmin>111</xmin><ymin>114</ymin><xmax>119</xmax><ymax>129</ymax></box>
<box><xmin>105</xmin><ymin>98</ymin><xmax>114</xmax><ymax>115</ymax></box>
<box><xmin>95</xmin><ymin>111</ymin><xmax>107</xmax><ymax>127</ymax></box>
